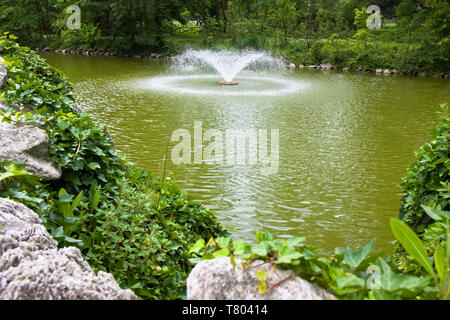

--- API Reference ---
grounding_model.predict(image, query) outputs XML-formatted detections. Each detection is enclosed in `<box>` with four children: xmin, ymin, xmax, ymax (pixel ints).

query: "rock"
<box><xmin>0</xmin><ymin>122</ymin><xmax>62</xmax><ymax>180</ymax></box>
<box><xmin>0</xmin><ymin>198</ymin><xmax>137</xmax><ymax>300</ymax></box>
<box><xmin>134</xmin><ymin>55</ymin><xmax>141</xmax><ymax>59</ymax></box>
<box><xmin>150</xmin><ymin>53</ymin><xmax>160</xmax><ymax>59</ymax></box>
<box><xmin>392</xmin><ymin>69</ymin><xmax>398</xmax><ymax>74</ymax></box>
<box><xmin>320</xmin><ymin>63</ymin><xmax>333</xmax><ymax>70</ymax></box>
<box><xmin>299</xmin><ymin>64</ymin><xmax>305</xmax><ymax>69</ymax></box>
<box><xmin>376</xmin><ymin>69</ymin><xmax>383</xmax><ymax>74</ymax></box>
<box><xmin>61</xmin><ymin>49</ymin><xmax>67</xmax><ymax>54</ymax></box>
<box><xmin>0</xmin><ymin>59</ymin><xmax>60</xmax><ymax>181</ymax></box>
<box><xmin>308</xmin><ymin>65</ymin><xmax>317</xmax><ymax>69</ymax></box>
<box><xmin>383</xmin><ymin>69</ymin><xmax>391</xmax><ymax>75</ymax></box>
<box><xmin>187</xmin><ymin>257</ymin><xmax>336</xmax><ymax>300</ymax></box>
<box><xmin>357</xmin><ymin>65</ymin><xmax>363</xmax><ymax>72</ymax></box>
<box><xmin>73</xmin><ymin>102</ymin><xmax>85</xmax><ymax>115</ymax></box>
<box><xmin>0</xmin><ymin>57</ymin><xmax>7</xmax><ymax>88</ymax></box>
<box><xmin>0</xmin><ymin>198</ymin><xmax>57</xmax><ymax>254</ymax></box>
<box><xmin>342</xmin><ymin>67</ymin><xmax>350</xmax><ymax>72</ymax></box>
<box><xmin>289</xmin><ymin>63</ymin><xmax>296</xmax><ymax>69</ymax></box>
<box><xmin>42</xmin><ymin>47</ymin><xmax>50</xmax><ymax>52</ymax></box>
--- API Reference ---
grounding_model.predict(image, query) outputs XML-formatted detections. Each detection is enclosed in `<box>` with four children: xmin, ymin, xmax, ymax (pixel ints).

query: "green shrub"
<box><xmin>399</xmin><ymin>104</ymin><xmax>450</xmax><ymax>232</ymax></box>
<box><xmin>60</xmin><ymin>24</ymin><xmax>101</xmax><ymax>49</ymax></box>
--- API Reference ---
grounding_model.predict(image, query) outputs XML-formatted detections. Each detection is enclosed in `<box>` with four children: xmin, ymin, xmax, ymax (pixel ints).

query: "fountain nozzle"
<box><xmin>219</xmin><ymin>81</ymin><xmax>238</xmax><ymax>86</ymax></box>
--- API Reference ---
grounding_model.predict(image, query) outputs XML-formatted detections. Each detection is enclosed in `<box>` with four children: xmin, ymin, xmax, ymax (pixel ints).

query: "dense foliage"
<box><xmin>0</xmin><ymin>0</ymin><xmax>448</xmax><ymax>74</ymax></box>
<box><xmin>0</xmin><ymin>35</ymin><xmax>228</xmax><ymax>299</ymax></box>
<box><xmin>399</xmin><ymin>105</ymin><xmax>450</xmax><ymax>232</ymax></box>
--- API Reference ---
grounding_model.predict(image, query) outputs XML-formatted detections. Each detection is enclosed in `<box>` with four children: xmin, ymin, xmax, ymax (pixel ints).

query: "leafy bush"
<box><xmin>0</xmin><ymin>34</ymin><xmax>228</xmax><ymax>299</ymax></box>
<box><xmin>60</xmin><ymin>24</ymin><xmax>101</xmax><ymax>49</ymax></box>
<box><xmin>399</xmin><ymin>105</ymin><xmax>450</xmax><ymax>232</ymax></box>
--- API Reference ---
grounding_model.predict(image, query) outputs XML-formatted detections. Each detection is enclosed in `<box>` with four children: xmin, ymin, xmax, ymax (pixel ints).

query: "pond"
<box><xmin>41</xmin><ymin>52</ymin><xmax>449</xmax><ymax>252</ymax></box>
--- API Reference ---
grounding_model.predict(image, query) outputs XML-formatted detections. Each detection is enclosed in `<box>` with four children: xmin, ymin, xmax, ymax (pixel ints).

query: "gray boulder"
<box><xmin>187</xmin><ymin>257</ymin><xmax>336</xmax><ymax>300</ymax></box>
<box><xmin>0</xmin><ymin>198</ymin><xmax>137</xmax><ymax>300</ymax></box>
<box><xmin>0</xmin><ymin>122</ymin><xmax>62</xmax><ymax>180</ymax></box>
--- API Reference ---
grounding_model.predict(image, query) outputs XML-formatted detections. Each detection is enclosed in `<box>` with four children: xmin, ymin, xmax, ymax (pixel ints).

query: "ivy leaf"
<box><xmin>337</xmin><ymin>274</ymin><xmax>365</xmax><ymax>289</ymax></box>
<box><xmin>277</xmin><ymin>246</ymin><xmax>302</xmax><ymax>264</ymax></box>
<box><xmin>188</xmin><ymin>238</ymin><xmax>205</xmax><ymax>254</ymax></box>
<box><xmin>343</xmin><ymin>238</ymin><xmax>376</xmax><ymax>269</ymax></box>
<box><xmin>252</xmin><ymin>242</ymin><xmax>268</xmax><ymax>257</ymax></box>
<box><xmin>255</xmin><ymin>269</ymin><xmax>268</xmax><ymax>294</ymax></box>
<box><xmin>286</xmin><ymin>236</ymin><xmax>306</xmax><ymax>246</ymax></box>
<box><xmin>88</xmin><ymin>162</ymin><xmax>101</xmax><ymax>170</ymax></box>
<box><xmin>233</xmin><ymin>241</ymin><xmax>252</xmax><ymax>258</ymax></box>
<box><xmin>213</xmin><ymin>248</ymin><xmax>230</xmax><ymax>258</ymax></box>
<box><xmin>216</xmin><ymin>237</ymin><xmax>231</xmax><ymax>249</ymax></box>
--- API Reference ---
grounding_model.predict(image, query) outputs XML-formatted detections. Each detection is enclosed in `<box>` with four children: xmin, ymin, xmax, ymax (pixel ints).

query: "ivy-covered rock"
<box><xmin>0</xmin><ymin>121</ymin><xmax>62</xmax><ymax>180</ymax></box>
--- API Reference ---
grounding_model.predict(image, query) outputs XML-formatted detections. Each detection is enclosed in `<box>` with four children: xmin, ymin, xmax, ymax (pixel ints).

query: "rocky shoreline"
<box><xmin>35</xmin><ymin>47</ymin><xmax>169</xmax><ymax>61</ymax></box>
<box><xmin>288</xmin><ymin>62</ymin><xmax>450</xmax><ymax>78</ymax></box>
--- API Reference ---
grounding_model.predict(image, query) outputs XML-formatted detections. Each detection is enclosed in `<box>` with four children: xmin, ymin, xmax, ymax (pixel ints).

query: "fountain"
<box><xmin>139</xmin><ymin>49</ymin><xmax>309</xmax><ymax>96</ymax></box>
<box><xmin>174</xmin><ymin>50</ymin><xmax>274</xmax><ymax>85</ymax></box>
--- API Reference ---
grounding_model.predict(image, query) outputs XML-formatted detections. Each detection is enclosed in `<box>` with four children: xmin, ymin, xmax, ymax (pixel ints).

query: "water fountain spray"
<box><xmin>173</xmin><ymin>50</ymin><xmax>270</xmax><ymax>85</ymax></box>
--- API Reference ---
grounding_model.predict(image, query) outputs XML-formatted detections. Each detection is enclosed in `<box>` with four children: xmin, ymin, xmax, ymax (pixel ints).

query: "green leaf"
<box><xmin>233</xmin><ymin>241</ymin><xmax>252</xmax><ymax>257</ymax></box>
<box><xmin>277</xmin><ymin>246</ymin><xmax>302</xmax><ymax>264</ymax></box>
<box><xmin>0</xmin><ymin>163</ymin><xmax>31</xmax><ymax>181</ymax></box>
<box><xmin>434</xmin><ymin>247</ymin><xmax>446</xmax><ymax>283</ymax></box>
<box><xmin>252</xmin><ymin>242</ymin><xmax>268</xmax><ymax>256</ymax></box>
<box><xmin>286</xmin><ymin>236</ymin><xmax>306</xmax><ymax>246</ymax></box>
<box><xmin>189</xmin><ymin>238</ymin><xmax>205</xmax><ymax>254</ymax></box>
<box><xmin>255</xmin><ymin>269</ymin><xmax>268</xmax><ymax>293</ymax></box>
<box><xmin>390</xmin><ymin>219</ymin><xmax>435</xmax><ymax>277</ymax></box>
<box><xmin>337</xmin><ymin>274</ymin><xmax>365</xmax><ymax>289</ymax></box>
<box><xmin>89</xmin><ymin>183</ymin><xmax>101</xmax><ymax>213</ymax></box>
<box><xmin>343</xmin><ymin>238</ymin><xmax>376</xmax><ymax>269</ymax></box>
<box><xmin>69</xmin><ymin>190</ymin><xmax>84</xmax><ymax>217</ymax></box>
<box><xmin>213</xmin><ymin>248</ymin><xmax>230</xmax><ymax>258</ymax></box>
<box><xmin>88</xmin><ymin>162</ymin><xmax>101</xmax><ymax>170</ymax></box>
<box><xmin>216</xmin><ymin>237</ymin><xmax>231</xmax><ymax>249</ymax></box>
<box><xmin>421</xmin><ymin>205</ymin><xmax>450</xmax><ymax>221</ymax></box>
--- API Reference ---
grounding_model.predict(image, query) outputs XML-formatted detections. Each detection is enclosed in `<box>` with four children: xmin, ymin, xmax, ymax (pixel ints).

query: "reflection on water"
<box><xmin>41</xmin><ymin>53</ymin><xmax>449</xmax><ymax>252</ymax></box>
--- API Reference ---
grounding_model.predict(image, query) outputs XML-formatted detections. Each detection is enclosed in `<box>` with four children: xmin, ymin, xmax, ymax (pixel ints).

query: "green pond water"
<box><xmin>41</xmin><ymin>52</ymin><xmax>449</xmax><ymax>252</ymax></box>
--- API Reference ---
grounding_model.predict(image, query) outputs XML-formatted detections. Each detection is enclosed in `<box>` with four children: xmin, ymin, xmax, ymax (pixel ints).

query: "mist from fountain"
<box><xmin>139</xmin><ymin>49</ymin><xmax>308</xmax><ymax>96</ymax></box>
